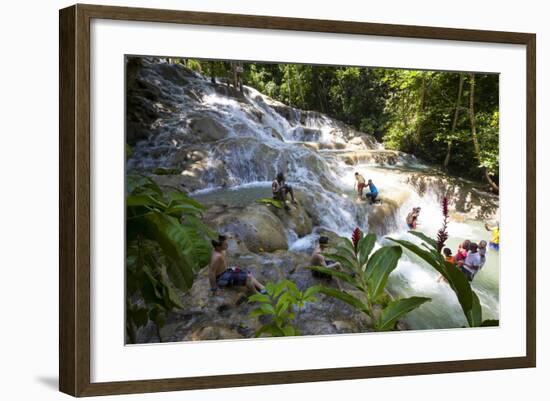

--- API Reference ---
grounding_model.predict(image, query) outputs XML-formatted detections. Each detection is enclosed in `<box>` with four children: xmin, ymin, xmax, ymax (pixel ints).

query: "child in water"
<box><xmin>443</xmin><ymin>248</ymin><xmax>456</xmax><ymax>265</ymax></box>
<box><xmin>437</xmin><ymin>247</ymin><xmax>456</xmax><ymax>283</ymax></box>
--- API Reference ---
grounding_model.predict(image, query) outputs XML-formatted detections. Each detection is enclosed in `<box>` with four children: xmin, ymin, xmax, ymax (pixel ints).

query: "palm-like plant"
<box><xmin>309</xmin><ymin>228</ymin><xmax>430</xmax><ymax>331</ymax></box>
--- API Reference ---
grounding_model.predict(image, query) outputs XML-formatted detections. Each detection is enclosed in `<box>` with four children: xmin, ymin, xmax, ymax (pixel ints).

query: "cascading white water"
<box><xmin>128</xmin><ymin>63</ymin><xmax>499</xmax><ymax>329</ymax></box>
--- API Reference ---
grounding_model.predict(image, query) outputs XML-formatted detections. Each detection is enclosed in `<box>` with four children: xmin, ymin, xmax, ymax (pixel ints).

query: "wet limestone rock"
<box><xmin>269</xmin><ymin>196</ymin><xmax>313</xmax><ymax>238</ymax></box>
<box><xmin>189</xmin><ymin>115</ymin><xmax>230</xmax><ymax>143</ymax></box>
<box><xmin>206</xmin><ymin>205</ymin><xmax>289</xmax><ymax>252</ymax></box>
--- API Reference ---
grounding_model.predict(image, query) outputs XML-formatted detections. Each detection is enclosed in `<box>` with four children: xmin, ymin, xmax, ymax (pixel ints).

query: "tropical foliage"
<box><xmin>248</xmin><ymin>280</ymin><xmax>319</xmax><ymax>337</ymax></box>
<box><xmin>308</xmin><ymin>228</ymin><xmax>430</xmax><ymax>331</ymax></box>
<box><xmin>126</xmin><ymin>174</ymin><xmax>215</xmax><ymax>342</ymax></box>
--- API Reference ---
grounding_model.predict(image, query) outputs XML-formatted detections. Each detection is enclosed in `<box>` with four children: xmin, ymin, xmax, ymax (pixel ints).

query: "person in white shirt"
<box><xmin>461</xmin><ymin>242</ymin><xmax>482</xmax><ymax>282</ymax></box>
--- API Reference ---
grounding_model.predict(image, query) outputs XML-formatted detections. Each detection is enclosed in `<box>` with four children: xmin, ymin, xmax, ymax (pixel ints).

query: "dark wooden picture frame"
<box><xmin>59</xmin><ymin>3</ymin><xmax>536</xmax><ymax>397</ymax></box>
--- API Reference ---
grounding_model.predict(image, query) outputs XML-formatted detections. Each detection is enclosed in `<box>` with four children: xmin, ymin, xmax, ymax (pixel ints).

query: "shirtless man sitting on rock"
<box><xmin>208</xmin><ymin>234</ymin><xmax>266</xmax><ymax>295</ymax></box>
<box><xmin>310</xmin><ymin>236</ymin><xmax>343</xmax><ymax>290</ymax></box>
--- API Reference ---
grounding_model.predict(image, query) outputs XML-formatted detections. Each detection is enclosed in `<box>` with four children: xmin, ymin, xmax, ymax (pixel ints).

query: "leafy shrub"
<box><xmin>126</xmin><ymin>174</ymin><xmax>215</xmax><ymax>342</ymax></box>
<box><xmin>248</xmin><ymin>280</ymin><xmax>319</xmax><ymax>337</ymax></box>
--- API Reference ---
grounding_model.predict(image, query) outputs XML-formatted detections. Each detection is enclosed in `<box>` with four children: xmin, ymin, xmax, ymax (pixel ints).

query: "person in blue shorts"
<box><xmin>365</xmin><ymin>179</ymin><xmax>379</xmax><ymax>204</ymax></box>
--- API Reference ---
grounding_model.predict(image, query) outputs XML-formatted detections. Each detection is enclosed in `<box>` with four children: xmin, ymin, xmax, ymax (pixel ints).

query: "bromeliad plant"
<box><xmin>126</xmin><ymin>174</ymin><xmax>216</xmax><ymax>342</ymax></box>
<box><xmin>248</xmin><ymin>280</ymin><xmax>319</xmax><ymax>337</ymax></box>
<box><xmin>388</xmin><ymin>197</ymin><xmax>498</xmax><ymax>328</ymax></box>
<box><xmin>309</xmin><ymin>228</ymin><xmax>431</xmax><ymax>331</ymax></box>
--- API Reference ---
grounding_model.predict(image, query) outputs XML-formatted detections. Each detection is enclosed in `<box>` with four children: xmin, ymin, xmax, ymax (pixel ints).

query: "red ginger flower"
<box><xmin>436</xmin><ymin>197</ymin><xmax>449</xmax><ymax>252</ymax></box>
<box><xmin>352</xmin><ymin>227</ymin><xmax>362</xmax><ymax>253</ymax></box>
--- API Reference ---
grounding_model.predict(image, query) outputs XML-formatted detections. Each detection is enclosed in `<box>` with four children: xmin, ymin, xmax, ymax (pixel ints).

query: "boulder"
<box><xmin>189</xmin><ymin>116</ymin><xmax>230</xmax><ymax>142</ymax></box>
<box><xmin>270</xmin><ymin>197</ymin><xmax>313</xmax><ymax>238</ymax></box>
<box><xmin>206</xmin><ymin>205</ymin><xmax>289</xmax><ymax>253</ymax></box>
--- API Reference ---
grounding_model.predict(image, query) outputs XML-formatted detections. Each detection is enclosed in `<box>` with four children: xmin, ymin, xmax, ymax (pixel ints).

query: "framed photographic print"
<box><xmin>59</xmin><ymin>3</ymin><xmax>536</xmax><ymax>397</ymax></box>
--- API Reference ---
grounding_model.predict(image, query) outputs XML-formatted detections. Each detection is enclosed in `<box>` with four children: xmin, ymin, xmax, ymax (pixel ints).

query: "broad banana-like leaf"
<box><xmin>365</xmin><ymin>246</ymin><xmax>402</xmax><ymax>299</ymax></box>
<box><xmin>358</xmin><ymin>233</ymin><xmax>377</xmax><ymax>269</ymax></box>
<box><xmin>466</xmin><ymin>291</ymin><xmax>482</xmax><ymax>327</ymax></box>
<box><xmin>319</xmin><ymin>286</ymin><xmax>370</xmax><ymax>314</ymax></box>
<box><xmin>408</xmin><ymin>231</ymin><xmax>438</xmax><ymax>250</ymax></box>
<box><xmin>307</xmin><ymin>266</ymin><xmax>362</xmax><ymax>290</ymax></box>
<box><xmin>321</xmin><ymin>252</ymin><xmax>357</xmax><ymax>272</ymax></box>
<box><xmin>388</xmin><ymin>237</ymin><xmax>475</xmax><ymax>326</ymax></box>
<box><xmin>377</xmin><ymin>296</ymin><xmax>431</xmax><ymax>331</ymax></box>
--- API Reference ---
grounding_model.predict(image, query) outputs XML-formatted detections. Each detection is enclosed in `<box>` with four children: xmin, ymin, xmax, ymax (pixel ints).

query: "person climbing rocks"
<box><xmin>461</xmin><ymin>242</ymin><xmax>482</xmax><ymax>281</ymax></box>
<box><xmin>406</xmin><ymin>207</ymin><xmax>421</xmax><ymax>229</ymax></box>
<box><xmin>208</xmin><ymin>234</ymin><xmax>266</xmax><ymax>294</ymax></box>
<box><xmin>272</xmin><ymin>172</ymin><xmax>297</xmax><ymax>210</ymax></box>
<box><xmin>354</xmin><ymin>172</ymin><xmax>366</xmax><ymax>200</ymax></box>
<box><xmin>310</xmin><ymin>236</ymin><xmax>343</xmax><ymax>290</ymax></box>
<box><xmin>365</xmin><ymin>179</ymin><xmax>379</xmax><ymax>204</ymax></box>
<box><xmin>485</xmin><ymin>222</ymin><xmax>500</xmax><ymax>251</ymax></box>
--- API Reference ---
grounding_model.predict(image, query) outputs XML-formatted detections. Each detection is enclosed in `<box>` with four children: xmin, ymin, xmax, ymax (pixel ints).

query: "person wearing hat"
<box><xmin>406</xmin><ymin>207</ymin><xmax>421</xmax><ymax>229</ymax></box>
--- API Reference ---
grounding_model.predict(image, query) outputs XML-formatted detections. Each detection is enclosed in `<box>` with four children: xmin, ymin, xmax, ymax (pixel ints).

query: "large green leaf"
<box><xmin>377</xmin><ymin>296</ymin><xmax>431</xmax><ymax>331</ymax></box>
<box><xmin>481</xmin><ymin>319</ymin><xmax>499</xmax><ymax>327</ymax></box>
<box><xmin>387</xmin><ymin>238</ymin><xmax>443</xmax><ymax>275</ymax></box>
<box><xmin>319</xmin><ymin>286</ymin><xmax>370</xmax><ymax>314</ymax></box>
<box><xmin>307</xmin><ymin>266</ymin><xmax>362</xmax><ymax>290</ymax></box>
<box><xmin>358</xmin><ymin>233</ymin><xmax>376</xmax><ymax>269</ymax></box>
<box><xmin>159</xmin><ymin>265</ymin><xmax>184</xmax><ymax>309</ymax></box>
<box><xmin>126</xmin><ymin>194</ymin><xmax>168</xmax><ymax>209</ymax></box>
<box><xmin>164</xmin><ymin>204</ymin><xmax>204</xmax><ymax>217</ymax></box>
<box><xmin>166</xmin><ymin>192</ymin><xmax>206</xmax><ymax>210</ymax></box>
<box><xmin>388</xmin><ymin>237</ymin><xmax>475</xmax><ymax>324</ymax></box>
<box><xmin>142</xmin><ymin>212</ymin><xmax>196</xmax><ymax>289</ymax></box>
<box><xmin>364</xmin><ymin>246</ymin><xmax>402</xmax><ymax>299</ymax></box>
<box><xmin>467</xmin><ymin>291</ymin><xmax>482</xmax><ymax>327</ymax></box>
<box><xmin>248</xmin><ymin>293</ymin><xmax>271</xmax><ymax>304</ymax></box>
<box><xmin>321</xmin><ymin>252</ymin><xmax>357</xmax><ymax>272</ymax></box>
<box><xmin>339</xmin><ymin>238</ymin><xmax>357</xmax><ymax>256</ymax></box>
<box><xmin>333</xmin><ymin>245</ymin><xmax>358</xmax><ymax>268</ymax></box>
<box><xmin>442</xmin><ymin>261</ymin><xmax>474</xmax><ymax>317</ymax></box>
<box><xmin>408</xmin><ymin>231</ymin><xmax>438</xmax><ymax>250</ymax></box>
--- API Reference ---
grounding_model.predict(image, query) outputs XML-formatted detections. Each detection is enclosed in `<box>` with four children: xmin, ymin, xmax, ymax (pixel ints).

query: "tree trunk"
<box><xmin>414</xmin><ymin>76</ymin><xmax>427</xmax><ymax>142</ymax></box>
<box><xmin>443</xmin><ymin>74</ymin><xmax>465</xmax><ymax>170</ymax></box>
<box><xmin>468</xmin><ymin>73</ymin><xmax>499</xmax><ymax>193</ymax></box>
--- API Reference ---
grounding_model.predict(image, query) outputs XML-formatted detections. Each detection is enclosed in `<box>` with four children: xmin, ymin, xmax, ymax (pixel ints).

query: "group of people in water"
<box><xmin>441</xmin><ymin>240</ymin><xmax>487</xmax><ymax>282</ymax></box>
<box><xmin>207</xmin><ymin>171</ymin><xmax>500</xmax><ymax>294</ymax></box>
